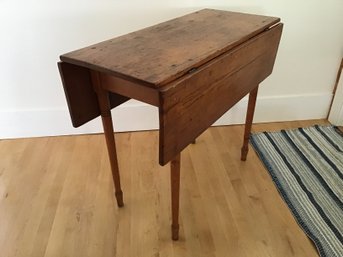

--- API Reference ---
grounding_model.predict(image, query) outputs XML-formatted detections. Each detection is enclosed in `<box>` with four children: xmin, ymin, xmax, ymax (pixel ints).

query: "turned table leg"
<box><xmin>91</xmin><ymin>71</ymin><xmax>124</xmax><ymax>207</ymax></box>
<box><xmin>241</xmin><ymin>86</ymin><xmax>259</xmax><ymax>161</ymax></box>
<box><xmin>171</xmin><ymin>153</ymin><xmax>181</xmax><ymax>240</ymax></box>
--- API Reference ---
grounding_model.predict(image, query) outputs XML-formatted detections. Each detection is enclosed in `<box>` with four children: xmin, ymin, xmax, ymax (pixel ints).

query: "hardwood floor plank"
<box><xmin>0</xmin><ymin>120</ymin><xmax>327</xmax><ymax>257</ymax></box>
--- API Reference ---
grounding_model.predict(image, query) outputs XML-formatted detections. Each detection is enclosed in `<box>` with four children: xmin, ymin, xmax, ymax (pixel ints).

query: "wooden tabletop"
<box><xmin>60</xmin><ymin>9</ymin><xmax>280</xmax><ymax>88</ymax></box>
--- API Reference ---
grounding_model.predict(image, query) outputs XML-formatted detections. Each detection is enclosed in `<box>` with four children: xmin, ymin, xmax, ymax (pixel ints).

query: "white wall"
<box><xmin>1</xmin><ymin>1</ymin><xmax>342</xmax><ymax>138</ymax></box>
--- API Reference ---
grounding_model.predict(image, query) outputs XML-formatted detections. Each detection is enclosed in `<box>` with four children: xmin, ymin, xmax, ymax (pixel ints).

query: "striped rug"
<box><xmin>250</xmin><ymin>125</ymin><xmax>343</xmax><ymax>257</ymax></box>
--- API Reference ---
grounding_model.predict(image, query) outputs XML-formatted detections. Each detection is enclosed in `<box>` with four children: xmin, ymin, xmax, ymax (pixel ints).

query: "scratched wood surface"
<box><xmin>60</xmin><ymin>9</ymin><xmax>279</xmax><ymax>87</ymax></box>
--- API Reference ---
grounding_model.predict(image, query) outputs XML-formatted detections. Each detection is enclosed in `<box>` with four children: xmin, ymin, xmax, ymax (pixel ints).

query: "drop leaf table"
<box><xmin>58</xmin><ymin>9</ymin><xmax>283</xmax><ymax>240</ymax></box>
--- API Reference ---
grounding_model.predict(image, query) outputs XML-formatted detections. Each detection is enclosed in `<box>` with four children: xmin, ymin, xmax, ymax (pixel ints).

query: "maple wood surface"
<box><xmin>0</xmin><ymin>120</ymin><xmax>326</xmax><ymax>257</ymax></box>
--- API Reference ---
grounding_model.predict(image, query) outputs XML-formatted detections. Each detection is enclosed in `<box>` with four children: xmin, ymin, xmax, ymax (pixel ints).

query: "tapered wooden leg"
<box><xmin>241</xmin><ymin>86</ymin><xmax>259</xmax><ymax>161</ymax></box>
<box><xmin>171</xmin><ymin>153</ymin><xmax>181</xmax><ymax>240</ymax></box>
<box><xmin>91</xmin><ymin>71</ymin><xmax>124</xmax><ymax>207</ymax></box>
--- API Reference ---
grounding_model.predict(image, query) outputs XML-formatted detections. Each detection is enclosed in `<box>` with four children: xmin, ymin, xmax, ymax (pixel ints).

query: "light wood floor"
<box><xmin>0</xmin><ymin>120</ymin><xmax>331</xmax><ymax>257</ymax></box>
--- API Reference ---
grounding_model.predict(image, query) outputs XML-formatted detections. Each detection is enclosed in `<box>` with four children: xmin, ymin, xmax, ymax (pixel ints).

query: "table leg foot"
<box><xmin>172</xmin><ymin>224</ymin><xmax>179</xmax><ymax>240</ymax></box>
<box><xmin>241</xmin><ymin>146</ymin><xmax>248</xmax><ymax>161</ymax></box>
<box><xmin>115</xmin><ymin>190</ymin><xmax>124</xmax><ymax>207</ymax></box>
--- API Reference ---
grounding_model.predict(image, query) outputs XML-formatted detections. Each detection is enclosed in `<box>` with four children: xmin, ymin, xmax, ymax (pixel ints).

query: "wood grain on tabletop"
<box><xmin>0</xmin><ymin>120</ymin><xmax>328</xmax><ymax>257</ymax></box>
<box><xmin>60</xmin><ymin>9</ymin><xmax>280</xmax><ymax>87</ymax></box>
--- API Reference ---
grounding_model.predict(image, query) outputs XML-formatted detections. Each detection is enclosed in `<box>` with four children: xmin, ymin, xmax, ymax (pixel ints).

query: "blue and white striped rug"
<box><xmin>250</xmin><ymin>125</ymin><xmax>343</xmax><ymax>257</ymax></box>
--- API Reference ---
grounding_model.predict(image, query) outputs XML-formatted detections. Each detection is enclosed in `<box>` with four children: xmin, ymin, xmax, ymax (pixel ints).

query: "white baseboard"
<box><xmin>0</xmin><ymin>93</ymin><xmax>333</xmax><ymax>139</ymax></box>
